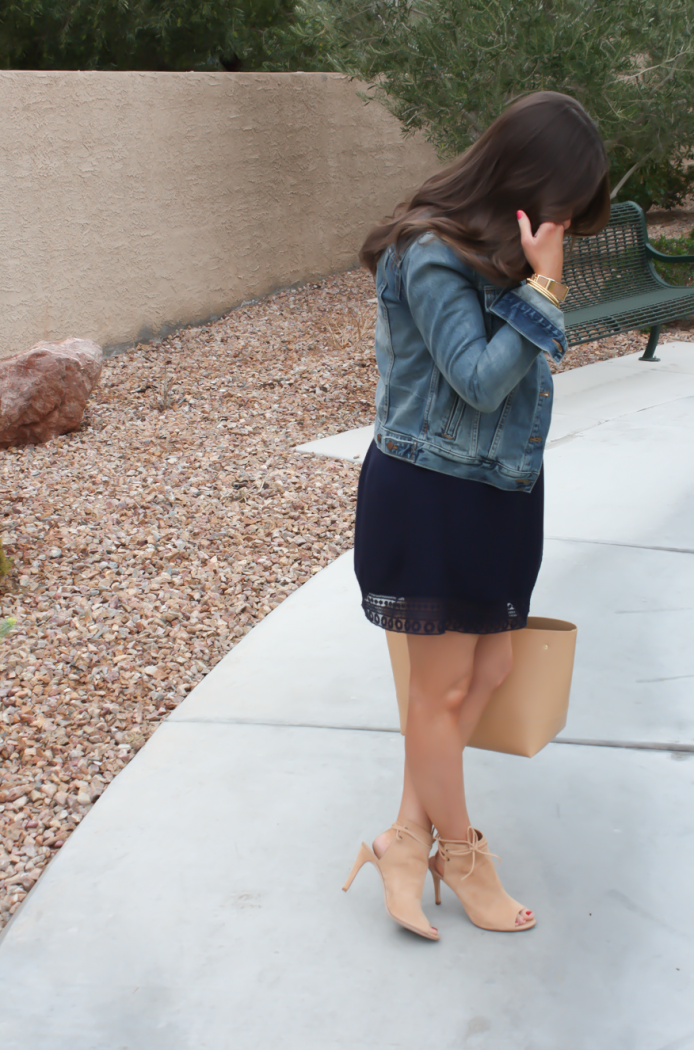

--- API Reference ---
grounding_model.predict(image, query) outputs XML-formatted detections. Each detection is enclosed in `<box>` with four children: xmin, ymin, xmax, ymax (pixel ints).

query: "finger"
<box><xmin>516</xmin><ymin>209</ymin><xmax>534</xmax><ymax>244</ymax></box>
<box><xmin>535</xmin><ymin>221</ymin><xmax>567</xmax><ymax>241</ymax></box>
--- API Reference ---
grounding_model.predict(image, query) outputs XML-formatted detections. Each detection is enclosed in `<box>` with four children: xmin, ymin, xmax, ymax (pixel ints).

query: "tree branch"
<box><xmin>610</xmin><ymin>155</ymin><xmax>652</xmax><ymax>200</ymax></box>
<box><xmin>620</xmin><ymin>48</ymin><xmax>693</xmax><ymax>82</ymax></box>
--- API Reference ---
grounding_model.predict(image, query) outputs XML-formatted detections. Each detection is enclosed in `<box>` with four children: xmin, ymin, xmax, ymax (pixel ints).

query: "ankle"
<box><xmin>435</xmin><ymin>824</ymin><xmax>472</xmax><ymax>845</ymax></box>
<box><xmin>397</xmin><ymin>811</ymin><xmax>432</xmax><ymax>835</ymax></box>
<box><xmin>403</xmin><ymin>820</ymin><xmax>433</xmax><ymax>839</ymax></box>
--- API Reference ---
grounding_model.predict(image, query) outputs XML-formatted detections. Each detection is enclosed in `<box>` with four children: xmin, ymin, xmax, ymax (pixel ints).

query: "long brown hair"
<box><xmin>361</xmin><ymin>91</ymin><xmax>610</xmax><ymax>285</ymax></box>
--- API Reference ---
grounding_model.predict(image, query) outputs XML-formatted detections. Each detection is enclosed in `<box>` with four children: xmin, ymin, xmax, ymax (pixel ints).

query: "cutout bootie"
<box><xmin>343</xmin><ymin>820</ymin><xmax>439</xmax><ymax>940</ymax></box>
<box><xmin>430</xmin><ymin>827</ymin><xmax>535</xmax><ymax>932</ymax></box>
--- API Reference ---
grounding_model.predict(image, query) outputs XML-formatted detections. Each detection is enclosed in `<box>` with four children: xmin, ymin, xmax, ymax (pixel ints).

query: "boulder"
<box><xmin>0</xmin><ymin>338</ymin><xmax>103</xmax><ymax>449</ymax></box>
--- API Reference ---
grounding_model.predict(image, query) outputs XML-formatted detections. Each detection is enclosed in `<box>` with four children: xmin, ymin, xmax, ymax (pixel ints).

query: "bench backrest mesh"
<box><xmin>563</xmin><ymin>201</ymin><xmax>655</xmax><ymax>308</ymax></box>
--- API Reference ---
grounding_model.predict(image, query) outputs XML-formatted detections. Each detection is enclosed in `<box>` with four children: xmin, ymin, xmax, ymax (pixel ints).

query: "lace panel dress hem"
<box><xmin>362</xmin><ymin>593</ymin><xmax>528</xmax><ymax>636</ymax></box>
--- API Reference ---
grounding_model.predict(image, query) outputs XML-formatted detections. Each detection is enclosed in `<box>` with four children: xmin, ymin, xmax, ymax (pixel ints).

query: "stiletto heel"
<box><xmin>343</xmin><ymin>821</ymin><xmax>439</xmax><ymax>940</ymax></box>
<box><xmin>432</xmin><ymin>827</ymin><xmax>536</xmax><ymax>932</ymax></box>
<box><xmin>342</xmin><ymin>843</ymin><xmax>373</xmax><ymax>892</ymax></box>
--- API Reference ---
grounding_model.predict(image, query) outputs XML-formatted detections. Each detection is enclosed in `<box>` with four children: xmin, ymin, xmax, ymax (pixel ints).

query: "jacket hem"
<box><xmin>373</xmin><ymin>426</ymin><xmax>542</xmax><ymax>492</ymax></box>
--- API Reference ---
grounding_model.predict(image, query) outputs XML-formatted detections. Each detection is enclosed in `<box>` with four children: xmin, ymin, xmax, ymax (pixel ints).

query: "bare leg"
<box><xmin>457</xmin><ymin>632</ymin><xmax>513</xmax><ymax>747</ymax></box>
<box><xmin>375</xmin><ymin>632</ymin><xmax>511</xmax><ymax>858</ymax></box>
<box><xmin>405</xmin><ymin>631</ymin><xmax>479</xmax><ymax>840</ymax></box>
<box><xmin>455</xmin><ymin>632</ymin><xmax>533</xmax><ymax>925</ymax></box>
<box><xmin>373</xmin><ymin>760</ymin><xmax>430</xmax><ymax>859</ymax></box>
<box><xmin>407</xmin><ymin>630</ymin><xmax>533</xmax><ymax>927</ymax></box>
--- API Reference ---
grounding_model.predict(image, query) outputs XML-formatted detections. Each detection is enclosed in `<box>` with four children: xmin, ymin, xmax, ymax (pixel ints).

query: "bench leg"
<box><xmin>640</xmin><ymin>325</ymin><xmax>661</xmax><ymax>362</ymax></box>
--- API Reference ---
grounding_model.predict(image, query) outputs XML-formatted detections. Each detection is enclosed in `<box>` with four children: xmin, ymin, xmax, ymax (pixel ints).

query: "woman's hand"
<box><xmin>516</xmin><ymin>211</ymin><xmax>570</xmax><ymax>283</ymax></box>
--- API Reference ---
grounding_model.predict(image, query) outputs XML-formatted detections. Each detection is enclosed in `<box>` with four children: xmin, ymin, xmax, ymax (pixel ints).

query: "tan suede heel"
<box><xmin>343</xmin><ymin>820</ymin><xmax>439</xmax><ymax>940</ymax></box>
<box><xmin>429</xmin><ymin>827</ymin><xmax>535</xmax><ymax>932</ymax></box>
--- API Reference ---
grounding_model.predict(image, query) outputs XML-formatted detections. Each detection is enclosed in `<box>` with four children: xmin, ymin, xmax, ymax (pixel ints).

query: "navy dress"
<box><xmin>354</xmin><ymin>441</ymin><xmax>544</xmax><ymax>635</ymax></box>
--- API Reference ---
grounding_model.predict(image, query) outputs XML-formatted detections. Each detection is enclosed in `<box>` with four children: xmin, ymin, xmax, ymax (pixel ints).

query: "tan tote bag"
<box><xmin>385</xmin><ymin>617</ymin><xmax>577</xmax><ymax>758</ymax></box>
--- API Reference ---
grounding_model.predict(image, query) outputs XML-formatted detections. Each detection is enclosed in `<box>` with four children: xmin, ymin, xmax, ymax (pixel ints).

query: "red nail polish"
<box><xmin>517</xmin><ymin>210</ymin><xmax>523</xmax><ymax>219</ymax></box>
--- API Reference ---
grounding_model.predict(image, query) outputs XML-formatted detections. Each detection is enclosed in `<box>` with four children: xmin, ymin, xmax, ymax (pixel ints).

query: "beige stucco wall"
<box><xmin>0</xmin><ymin>71</ymin><xmax>438</xmax><ymax>359</ymax></box>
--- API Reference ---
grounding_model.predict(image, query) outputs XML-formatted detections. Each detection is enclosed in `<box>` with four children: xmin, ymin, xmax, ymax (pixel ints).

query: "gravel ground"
<box><xmin>647</xmin><ymin>204</ymin><xmax>694</xmax><ymax>241</ymax></box>
<box><xmin>1</xmin><ymin>263</ymin><xmax>693</xmax><ymax>928</ymax></box>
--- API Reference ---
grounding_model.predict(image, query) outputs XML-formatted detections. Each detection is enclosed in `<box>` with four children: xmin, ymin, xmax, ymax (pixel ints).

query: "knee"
<box><xmin>409</xmin><ymin>672</ymin><xmax>473</xmax><ymax>717</ymax></box>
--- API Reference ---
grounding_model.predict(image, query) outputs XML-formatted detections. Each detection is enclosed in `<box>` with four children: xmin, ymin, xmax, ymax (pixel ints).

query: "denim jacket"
<box><xmin>372</xmin><ymin>233</ymin><xmax>568</xmax><ymax>492</ymax></box>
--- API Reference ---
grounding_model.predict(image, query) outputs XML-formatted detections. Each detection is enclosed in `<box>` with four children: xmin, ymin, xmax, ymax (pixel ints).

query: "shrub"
<box><xmin>0</xmin><ymin>0</ymin><xmax>298</xmax><ymax>71</ymax></box>
<box><xmin>304</xmin><ymin>0</ymin><xmax>694</xmax><ymax>210</ymax></box>
<box><xmin>650</xmin><ymin>230</ymin><xmax>694</xmax><ymax>287</ymax></box>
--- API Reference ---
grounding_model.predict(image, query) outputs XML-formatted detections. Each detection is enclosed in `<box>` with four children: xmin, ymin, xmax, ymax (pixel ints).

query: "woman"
<box><xmin>343</xmin><ymin>92</ymin><xmax>610</xmax><ymax>939</ymax></box>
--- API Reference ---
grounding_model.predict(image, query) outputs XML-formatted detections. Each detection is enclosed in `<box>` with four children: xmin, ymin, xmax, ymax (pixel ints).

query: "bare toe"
<box><xmin>515</xmin><ymin>908</ymin><xmax>534</xmax><ymax>926</ymax></box>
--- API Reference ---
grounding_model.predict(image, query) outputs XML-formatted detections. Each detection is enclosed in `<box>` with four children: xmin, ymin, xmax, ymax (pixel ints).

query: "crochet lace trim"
<box><xmin>362</xmin><ymin>593</ymin><xmax>528</xmax><ymax>635</ymax></box>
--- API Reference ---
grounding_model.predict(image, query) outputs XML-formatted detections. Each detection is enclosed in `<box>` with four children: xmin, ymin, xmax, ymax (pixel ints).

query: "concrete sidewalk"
<box><xmin>1</xmin><ymin>344</ymin><xmax>694</xmax><ymax>1049</ymax></box>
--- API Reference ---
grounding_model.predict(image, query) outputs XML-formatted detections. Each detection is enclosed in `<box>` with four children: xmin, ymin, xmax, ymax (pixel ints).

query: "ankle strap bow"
<box><xmin>434</xmin><ymin>829</ymin><xmax>499</xmax><ymax>880</ymax></box>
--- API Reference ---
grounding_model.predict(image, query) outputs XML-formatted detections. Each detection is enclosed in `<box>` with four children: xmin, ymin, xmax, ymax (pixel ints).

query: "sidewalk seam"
<box><xmin>547</xmin><ymin>536</ymin><xmax>694</xmax><ymax>555</ymax></box>
<box><xmin>166</xmin><ymin>718</ymin><xmax>694</xmax><ymax>752</ymax></box>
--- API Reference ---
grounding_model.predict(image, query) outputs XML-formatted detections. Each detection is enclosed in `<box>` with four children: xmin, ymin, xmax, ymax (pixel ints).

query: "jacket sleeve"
<box><xmin>401</xmin><ymin>238</ymin><xmax>567</xmax><ymax>413</ymax></box>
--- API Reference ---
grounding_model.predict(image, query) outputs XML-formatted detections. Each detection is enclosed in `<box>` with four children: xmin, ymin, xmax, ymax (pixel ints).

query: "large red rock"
<box><xmin>0</xmin><ymin>338</ymin><xmax>103</xmax><ymax>449</ymax></box>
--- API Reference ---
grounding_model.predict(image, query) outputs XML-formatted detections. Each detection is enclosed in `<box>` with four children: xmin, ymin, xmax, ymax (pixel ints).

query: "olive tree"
<box><xmin>298</xmin><ymin>0</ymin><xmax>694</xmax><ymax>208</ymax></box>
<box><xmin>0</xmin><ymin>0</ymin><xmax>298</xmax><ymax>71</ymax></box>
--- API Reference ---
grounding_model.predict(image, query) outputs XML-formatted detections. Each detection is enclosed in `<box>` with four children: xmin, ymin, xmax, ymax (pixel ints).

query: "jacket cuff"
<box><xmin>489</xmin><ymin>283</ymin><xmax>568</xmax><ymax>363</ymax></box>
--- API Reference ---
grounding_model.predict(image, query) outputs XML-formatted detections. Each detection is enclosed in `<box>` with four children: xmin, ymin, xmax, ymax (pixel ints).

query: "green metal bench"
<box><xmin>563</xmin><ymin>201</ymin><xmax>694</xmax><ymax>361</ymax></box>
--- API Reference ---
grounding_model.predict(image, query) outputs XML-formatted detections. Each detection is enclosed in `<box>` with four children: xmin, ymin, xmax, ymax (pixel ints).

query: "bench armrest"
<box><xmin>646</xmin><ymin>243</ymin><xmax>694</xmax><ymax>264</ymax></box>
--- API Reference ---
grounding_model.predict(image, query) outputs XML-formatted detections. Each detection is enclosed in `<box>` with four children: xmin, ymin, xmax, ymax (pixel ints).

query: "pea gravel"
<box><xmin>0</xmin><ymin>265</ymin><xmax>692</xmax><ymax>927</ymax></box>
